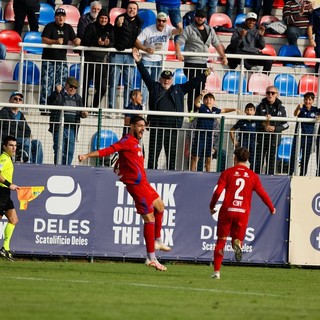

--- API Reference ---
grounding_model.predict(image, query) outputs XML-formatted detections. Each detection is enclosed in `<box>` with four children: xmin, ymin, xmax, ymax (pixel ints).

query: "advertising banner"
<box><xmin>0</xmin><ymin>165</ymin><xmax>290</xmax><ymax>264</ymax></box>
<box><xmin>289</xmin><ymin>177</ymin><xmax>320</xmax><ymax>266</ymax></box>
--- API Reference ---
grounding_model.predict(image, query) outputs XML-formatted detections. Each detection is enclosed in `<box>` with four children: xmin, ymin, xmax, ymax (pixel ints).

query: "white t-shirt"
<box><xmin>137</xmin><ymin>24</ymin><xmax>175</xmax><ymax>62</ymax></box>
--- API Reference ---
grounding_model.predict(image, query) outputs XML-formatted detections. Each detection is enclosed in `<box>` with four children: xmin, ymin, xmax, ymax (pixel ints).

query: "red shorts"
<box><xmin>216</xmin><ymin>210</ymin><xmax>249</xmax><ymax>242</ymax></box>
<box><xmin>126</xmin><ymin>181</ymin><xmax>159</xmax><ymax>215</ymax></box>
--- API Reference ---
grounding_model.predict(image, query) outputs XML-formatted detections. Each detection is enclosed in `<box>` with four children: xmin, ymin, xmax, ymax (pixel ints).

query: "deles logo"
<box><xmin>45</xmin><ymin>176</ymin><xmax>82</xmax><ymax>215</ymax></box>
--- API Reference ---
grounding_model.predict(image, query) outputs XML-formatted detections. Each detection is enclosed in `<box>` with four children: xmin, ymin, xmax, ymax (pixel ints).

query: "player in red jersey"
<box><xmin>78</xmin><ymin>116</ymin><xmax>170</xmax><ymax>271</ymax></box>
<box><xmin>209</xmin><ymin>147</ymin><xmax>276</xmax><ymax>279</ymax></box>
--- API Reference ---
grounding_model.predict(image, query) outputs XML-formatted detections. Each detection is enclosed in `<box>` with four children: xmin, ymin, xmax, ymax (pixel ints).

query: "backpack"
<box><xmin>263</xmin><ymin>20</ymin><xmax>287</xmax><ymax>35</ymax></box>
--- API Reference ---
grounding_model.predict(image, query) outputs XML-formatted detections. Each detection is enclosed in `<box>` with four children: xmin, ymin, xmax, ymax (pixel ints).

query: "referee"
<box><xmin>0</xmin><ymin>136</ymin><xmax>19</xmax><ymax>261</ymax></box>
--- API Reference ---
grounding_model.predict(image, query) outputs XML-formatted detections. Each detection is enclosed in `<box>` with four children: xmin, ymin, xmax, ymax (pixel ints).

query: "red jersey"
<box><xmin>98</xmin><ymin>134</ymin><xmax>146</xmax><ymax>185</ymax></box>
<box><xmin>210</xmin><ymin>165</ymin><xmax>274</xmax><ymax>215</ymax></box>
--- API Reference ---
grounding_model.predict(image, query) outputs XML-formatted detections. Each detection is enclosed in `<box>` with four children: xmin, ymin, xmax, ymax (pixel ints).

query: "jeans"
<box><xmin>286</xmin><ymin>26</ymin><xmax>307</xmax><ymax>46</ymax></box>
<box><xmin>196</xmin><ymin>0</ymin><xmax>218</xmax><ymax>21</ymax></box>
<box><xmin>225</xmin><ymin>0</ymin><xmax>245</xmax><ymax>19</ymax></box>
<box><xmin>156</xmin><ymin>4</ymin><xmax>182</xmax><ymax>28</ymax></box>
<box><xmin>0</xmin><ymin>43</ymin><xmax>6</xmax><ymax>60</ymax></box>
<box><xmin>140</xmin><ymin>59</ymin><xmax>162</xmax><ymax>106</ymax></box>
<box><xmin>108</xmin><ymin>53</ymin><xmax>135</xmax><ymax>109</ymax></box>
<box><xmin>52</xmin><ymin>125</ymin><xmax>76</xmax><ymax>165</ymax></box>
<box><xmin>16</xmin><ymin>138</ymin><xmax>43</xmax><ymax>164</ymax></box>
<box><xmin>40</xmin><ymin>61</ymin><xmax>68</xmax><ymax>105</ymax></box>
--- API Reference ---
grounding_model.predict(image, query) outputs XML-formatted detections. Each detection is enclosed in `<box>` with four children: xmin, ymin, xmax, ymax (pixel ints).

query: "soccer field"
<box><xmin>0</xmin><ymin>259</ymin><xmax>318</xmax><ymax>320</ymax></box>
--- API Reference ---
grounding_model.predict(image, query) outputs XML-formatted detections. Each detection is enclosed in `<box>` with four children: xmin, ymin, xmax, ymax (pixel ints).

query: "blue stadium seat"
<box><xmin>138</xmin><ymin>9</ymin><xmax>156</xmax><ymax>29</ymax></box>
<box><xmin>13</xmin><ymin>61</ymin><xmax>40</xmax><ymax>85</ymax></box>
<box><xmin>83</xmin><ymin>6</ymin><xmax>90</xmax><ymax>15</ymax></box>
<box><xmin>274</xmin><ymin>73</ymin><xmax>300</xmax><ymax>97</ymax></box>
<box><xmin>222</xmin><ymin>71</ymin><xmax>250</xmax><ymax>94</ymax></box>
<box><xmin>92</xmin><ymin>130</ymin><xmax>119</xmax><ymax>151</ymax></box>
<box><xmin>277</xmin><ymin>137</ymin><xmax>293</xmax><ymax>163</ymax></box>
<box><xmin>173</xmin><ymin>69</ymin><xmax>187</xmax><ymax>84</ymax></box>
<box><xmin>278</xmin><ymin>45</ymin><xmax>304</xmax><ymax>67</ymax></box>
<box><xmin>39</xmin><ymin>2</ymin><xmax>55</xmax><ymax>25</ymax></box>
<box><xmin>69</xmin><ymin>63</ymin><xmax>80</xmax><ymax>80</ymax></box>
<box><xmin>234</xmin><ymin>13</ymin><xmax>246</xmax><ymax>27</ymax></box>
<box><xmin>23</xmin><ymin>31</ymin><xmax>43</xmax><ymax>54</ymax></box>
<box><xmin>133</xmin><ymin>67</ymin><xmax>142</xmax><ymax>89</ymax></box>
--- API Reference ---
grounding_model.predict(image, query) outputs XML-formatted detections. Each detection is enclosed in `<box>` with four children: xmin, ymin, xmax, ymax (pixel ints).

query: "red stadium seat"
<box><xmin>0</xmin><ymin>60</ymin><xmax>15</xmax><ymax>82</ymax></box>
<box><xmin>166</xmin><ymin>39</ymin><xmax>179</xmax><ymax>61</ymax></box>
<box><xmin>298</xmin><ymin>75</ymin><xmax>318</xmax><ymax>95</ymax></box>
<box><xmin>4</xmin><ymin>1</ymin><xmax>28</xmax><ymax>23</ymax></box>
<box><xmin>59</xmin><ymin>5</ymin><xmax>80</xmax><ymax>27</ymax></box>
<box><xmin>248</xmin><ymin>73</ymin><xmax>272</xmax><ymax>95</ymax></box>
<box><xmin>0</xmin><ymin>30</ymin><xmax>22</xmax><ymax>53</ymax></box>
<box><xmin>261</xmin><ymin>44</ymin><xmax>282</xmax><ymax>66</ymax></box>
<box><xmin>109</xmin><ymin>7</ymin><xmax>126</xmax><ymax>26</ymax></box>
<box><xmin>303</xmin><ymin>46</ymin><xmax>316</xmax><ymax>67</ymax></box>
<box><xmin>205</xmin><ymin>72</ymin><xmax>226</xmax><ymax>93</ymax></box>
<box><xmin>273</xmin><ymin>0</ymin><xmax>284</xmax><ymax>9</ymax></box>
<box><xmin>260</xmin><ymin>16</ymin><xmax>286</xmax><ymax>38</ymax></box>
<box><xmin>208</xmin><ymin>13</ymin><xmax>232</xmax><ymax>35</ymax></box>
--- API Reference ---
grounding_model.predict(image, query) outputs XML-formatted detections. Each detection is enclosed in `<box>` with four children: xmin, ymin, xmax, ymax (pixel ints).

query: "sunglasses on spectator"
<box><xmin>13</xmin><ymin>97</ymin><xmax>23</xmax><ymax>102</ymax></box>
<box><xmin>68</xmin><ymin>84</ymin><xmax>78</xmax><ymax>89</ymax></box>
<box><xmin>266</xmin><ymin>91</ymin><xmax>277</xmax><ymax>95</ymax></box>
<box><xmin>157</xmin><ymin>19</ymin><xmax>166</xmax><ymax>23</ymax></box>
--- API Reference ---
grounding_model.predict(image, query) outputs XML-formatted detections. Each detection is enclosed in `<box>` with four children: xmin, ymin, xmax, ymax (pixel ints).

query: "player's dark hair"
<box><xmin>234</xmin><ymin>147</ymin><xmax>249</xmax><ymax>162</ymax></box>
<box><xmin>130</xmin><ymin>115</ymin><xmax>146</xmax><ymax>125</ymax></box>
<box><xmin>203</xmin><ymin>93</ymin><xmax>215</xmax><ymax>100</ymax></box>
<box><xmin>303</xmin><ymin>92</ymin><xmax>315</xmax><ymax>100</ymax></box>
<box><xmin>129</xmin><ymin>89</ymin><xmax>141</xmax><ymax>99</ymax></box>
<box><xmin>3</xmin><ymin>135</ymin><xmax>16</xmax><ymax>146</ymax></box>
<box><xmin>245</xmin><ymin>103</ymin><xmax>255</xmax><ymax>110</ymax></box>
<box><xmin>127</xmin><ymin>1</ymin><xmax>139</xmax><ymax>9</ymax></box>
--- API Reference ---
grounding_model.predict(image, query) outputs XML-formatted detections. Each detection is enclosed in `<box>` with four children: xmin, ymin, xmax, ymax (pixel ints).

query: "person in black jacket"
<box><xmin>82</xmin><ymin>8</ymin><xmax>114</xmax><ymax>108</ymax></box>
<box><xmin>47</xmin><ymin>77</ymin><xmax>88</xmax><ymax>165</ymax></box>
<box><xmin>133</xmin><ymin>48</ymin><xmax>214</xmax><ymax>170</ymax></box>
<box><xmin>108</xmin><ymin>1</ymin><xmax>143</xmax><ymax>109</ymax></box>
<box><xmin>254</xmin><ymin>86</ymin><xmax>289</xmax><ymax>175</ymax></box>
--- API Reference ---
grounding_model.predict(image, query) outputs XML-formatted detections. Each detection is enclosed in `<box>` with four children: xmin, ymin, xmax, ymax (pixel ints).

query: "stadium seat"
<box><xmin>13</xmin><ymin>61</ymin><xmax>40</xmax><ymax>85</ymax></box>
<box><xmin>22</xmin><ymin>31</ymin><xmax>43</xmax><ymax>54</ymax></box>
<box><xmin>166</xmin><ymin>39</ymin><xmax>179</xmax><ymax>61</ymax></box>
<box><xmin>92</xmin><ymin>130</ymin><xmax>118</xmax><ymax>151</ymax></box>
<box><xmin>138</xmin><ymin>9</ymin><xmax>156</xmax><ymax>29</ymax></box>
<box><xmin>277</xmin><ymin>136</ymin><xmax>293</xmax><ymax>171</ymax></box>
<box><xmin>222</xmin><ymin>71</ymin><xmax>250</xmax><ymax>94</ymax></box>
<box><xmin>278</xmin><ymin>45</ymin><xmax>303</xmax><ymax>67</ymax></box>
<box><xmin>248</xmin><ymin>73</ymin><xmax>272</xmax><ymax>95</ymax></box>
<box><xmin>234</xmin><ymin>13</ymin><xmax>246</xmax><ymax>27</ymax></box>
<box><xmin>208</xmin><ymin>13</ymin><xmax>233</xmax><ymax>35</ymax></box>
<box><xmin>261</xmin><ymin>43</ymin><xmax>276</xmax><ymax>57</ymax></box>
<box><xmin>59</xmin><ymin>5</ymin><xmax>80</xmax><ymax>27</ymax></box>
<box><xmin>0</xmin><ymin>60</ymin><xmax>14</xmax><ymax>82</ymax></box>
<box><xmin>109</xmin><ymin>7</ymin><xmax>126</xmax><ymax>25</ymax></box>
<box><xmin>4</xmin><ymin>1</ymin><xmax>15</xmax><ymax>22</ymax></box>
<box><xmin>260</xmin><ymin>16</ymin><xmax>286</xmax><ymax>38</ymax></box>
<box><xmin>39</xmin><ymin>2</ymin><xmax>55</xmax><ymax>25</ymax></box>
<box><xmin>69</xmin><ymin>63</ymin><xmax>80</xmax><ymax>80</ymax></box>
<box><xmin>273</xmin><ymin>0</ymin><xmax>284</xmax><ymax>8</ymax></box>
<box><xmin>0</xmin><ymin>5</ymin><xmax>5</xmax><ymax>23</ymax></box>
<box><xmin>205</xmin><ymin>72</ymin><xmax>225</xmax><ymax>93</ymax></box>
<box><xmin>298</xmin><ymin>75</ymin><xmax>318</xmax><ymax>95</ymax></box>
<box><xmin>133</xmin><ymin>67</ymin><xmax>141</xmax><ymax>89</ymax></box>
<box><xmin>83</xmin><ymin>6</ymin><xmax>90</xmax><ymax>15</ymax></box>
<box><xmin>173</xmin><ymin>69</ymin><xmax>187</xmax><ymax>84</ymax></box>
<box><xmin>0</xmin><ymin>30</ymin><xmax>22</xmax><ymax>53</ymax></box>
<box><xmin>274</xmin><ymin>73</ymin><xmax>299</xmax><ymax>97</ymax></box>
<box><xmin>303</xmin><ymin>46</ymin><xmax>316</xmax><ymax>67</ymax></box>
<box><xmin>207</xmin><ymin>45</ymin><xmax>221</xmax><ymax>64</ymax></box>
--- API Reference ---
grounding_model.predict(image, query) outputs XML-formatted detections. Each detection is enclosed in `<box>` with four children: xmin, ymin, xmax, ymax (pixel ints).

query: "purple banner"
<box><xmin>1</xmin><ymin>165</ymin><xmax>290</xmax><ymax>264</ymax></box>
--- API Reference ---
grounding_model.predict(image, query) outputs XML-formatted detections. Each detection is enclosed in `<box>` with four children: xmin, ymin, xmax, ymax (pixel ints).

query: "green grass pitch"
<box><xmin>0</xmin><ymin>259</ymin><xmax>318</xmax><ymax>320</ymax></box>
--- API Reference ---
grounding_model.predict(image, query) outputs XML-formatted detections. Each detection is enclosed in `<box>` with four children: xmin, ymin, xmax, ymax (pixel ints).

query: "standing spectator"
<box><xmin>289</xmin><ymin>92</ymin><xmax>319</xmax><ymax>176</ymax></box>
<box><xmin>196</xmin><ymin>0</ymin><xmax>218</xmax><ymax>22</ymax></box>
<box><xmin>133</xmin><ymin>48</ymin><xmax>214</xmax><ymax>170</ymax></box>
<box><xmin>134</xmin><ymin>12</ymin><xmax>181</xmax><ymax>106</ymax></box>
<box><xmin>225</xmin><ymin>12</ymin><xmax>272</xmax><ymax>72</ymax></box>
<box><xmin>254</xmin><ymin>86</ymin><xmax>289</xmax><ymax>175</ymax></box>
<box><xmin>283</xmin><ymin>0</ymin><xmax>313</xmax><ymax>46</ymax></box>
<box><xmin>47</xmin><ymin>77</ymin><xmax>88</xmax><ymax>165</ymax></box>
<box><xmin>78</xmin><ymin>116</ymin><xmax>170</xmax><ymax>272</ymax></box>
<box><xmin>0</xmin><ymin>92</ymin><xmax>43</xmax><ymax>164</ymax></box>
<box><xmin>191</xmin><ymin>91</ymin><xmax>237</xmax><ymax>172</ymax></box>
<box><xmin>308</xmin><ymin>5</ymin><xmax>320</xmax><ymax>73</ymax></box>
<box><xmin>13</xmin><ymin>0</ymin><xmax>40</xmax><ymax>36</ymax></box>
<box><xmin>0</xmin><ymin>136</ymin><xmax>20</xmax><ymax>261</ymax></box>
<box><xmin>155</xmin><ymin>0</ymin><xmax>183</xmax><ymax>32</ymax></box>
<box><xmin>175</xmin><ymin>9</ymin><xmax>228</xmax><ymax>112</ymax></box>
<box><xmin>77</xmin><ymin>1</ymin><xmax>102</xmax><ymax>41</ymax></box>
<box><xmin>0</xmin><ymin>43</ymin><xmax>6</xmax><ymax>60</ymax></box>
<box><xmin>40</xmin><ymin>8</ymin><xmax>81</xmax><ymax>108</ymax></box>
<box><xmin>108</xmin><ymin>1</ymin><xmax>143</xmax><ymax>110</ymax></box>
<box><xmin>230</xmin><ymin>103</ymin><xmax>256</xmax><ymax>170</ymax></box>
<box><xmin>253</xmin><ymin>0</ymin><xmax>274</xmax><ymax>19</ymax></box>
<box><xmin>225</xmin><ymin>0</ymin><xmax>245</xmax><ymax>20</ymax></box>
<box><xmin>82</xmin><ymin>8</ymin><xmax>114</xmax><ymax>109</ymax></box>
<box><xmin>209</xmin><ymin>147</ymin><xmax>276</xmax><ymax>279</ymax></box>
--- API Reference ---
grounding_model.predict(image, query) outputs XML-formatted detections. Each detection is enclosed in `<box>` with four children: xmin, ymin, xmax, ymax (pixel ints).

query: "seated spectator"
<box><xmin>77</xmin><ymin>1</ymin><xmax>102</xmax><ymax>40</ymax></box>
<box><xmin>225</xmin><ymin>12</ymin><xmax>272</xmax><ymax>72</ymax></box>
<box><xmin>283</xmin><ymin>0</ymin><xmax>313</xmax><ymax>46</ymax></box>
<box><xmin>0</xmin><ymin>43</ymin><xmax>6</xmax><ymax>60</ymax></box>
<box><xmin>307</xmin><ymin>5</ymin><xmax>320</xmax><ymax>73</ymax></box>
<box><xmin>0</xmin><ymin>92</ymin><xmax>43</xmax><ymax>164</ymax></box>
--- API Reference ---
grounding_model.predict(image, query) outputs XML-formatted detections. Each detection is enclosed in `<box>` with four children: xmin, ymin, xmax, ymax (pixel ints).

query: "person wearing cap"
<box><xmin>78</xmin><ymin>115</ymin><xmax>170</xmax><ymax>272</ymax></box>
<box><xmin>132</xmin><ymin>47</ymin><xmax>214</xmax><ymax>171</ymax></box>
<box><xmin>82</xmin><ymin>8</ymin><xmax>114</xmax><ymax>109</ymax></box>
<box><xmin>155</xmin><ymin>0</ymin><xmax>183</xmax><ymax>33</ymax></box>
<box><xmin>108</xmin><ymin>1</ymin><xmax>143</xmax><ymax>109</ymax></box>
<box><xmin>175</xmin><ymin>9</ymin><xmax>228</xmax><ymax>112</ymax></box>
<box><xmin>0</xmin><ymin>92</ymin><xmax>43</xmax><ymax>164</ymax></box>
<box><xmin>225</xmin><ymin>12</ymin><xmax>272</xmax><ymax>72</ymax></box>
<box><xmin>134</xmin><ymin>12</ymin><xmax>182</xmax><ymax>106</ymax></box>
<box><xmin>47</xmin><ymin>77</ymin><xmax>88</xmax><ymax>165</ymax></box>
<box><xmin>40</xmin><ymin>7</ymin><xmax>81</xmax><ymax>108</ymax></box>
<box><xmin>77</xmin><ymin>1</ymin><xmax>102</xmax><ymax>41</ymax></box>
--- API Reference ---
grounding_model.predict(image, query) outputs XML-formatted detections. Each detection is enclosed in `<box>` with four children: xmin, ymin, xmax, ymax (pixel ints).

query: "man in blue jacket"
<box><xmin>132</xmin><ymin>48</ymin><xmax>214</xmax><ymax>170</ymax></box>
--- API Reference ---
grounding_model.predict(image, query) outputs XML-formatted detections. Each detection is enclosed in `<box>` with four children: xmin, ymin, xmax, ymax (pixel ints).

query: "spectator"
<box><xmin>253</xmin><ymin>0</ymin><xmax>274</xmax><ymax>19</ymax></box>
<box><xmin>308</xmin><ymin>5</ymin><xmax>320</xmax><ymax>73</ymax></box>
<box><xmin>283</xmin><ymin>0</ymin><xmax>313</xmax><ymax>46</ymax></box>
<box><xmin>134</xmin><ymin>12</ymin><xmax>181</xmax><ymax>106</ymax></box>
<box><xmin>254</xmin><ymin>86</ymin><xmax>289</xmax><ymax>175</ymax></box>
<box><xmin>0</xmin><ymin>92</ymin><xmax>43</xmax><ymax>164</ymax></box>
<box><xmin>289</xmin><ymin>92</ymin><xmax>319</xmax><ymax>176</ymax></box>
<box><xmin>108</xmin><ymin>1</ymin><xmax>143</xmax><ymax>110</ymax></box>
<box><xmin>225</xmin><ymin>0</ymin><xmax>245</xmax><ymax>21</ymax></box>
<box><xmin>82</xmin><ymin>8</ymin><xmax>114</xmax><ymax>109</ymax></box>
<box><xmin>13</xmin><ymin>0</ymin><xmax>40</xmax><ymax>36</ymax></box>
<box><xmin>226</xmin><ymin>12</ymin><xmax>272</xmax><ymax>72</ymax></box>
<box><xmin>191</xmin><ymin>91</ymin><xmax>237</xmax><ymax>172</ymax></box>
<box><xmin>133</xmin><ymin>48</ymin><xmax>214</xmax><ymax>170</ymax></box>
<box><xmin>77</xmin><ymin>1</ymin><xmax>102</xmax><ymax>41</ymax></box>
<box><xmin>230</xmin><ymin>103</ymin><xmax>256</xmax><ymax>170</ymax></box>
<box><xmin>47</xmin><ymin>77</ymin><xmax>88</xmax><ymax>165</ymax></box>
<box><xmin>0</xmin><ymin>43</ymin><xmax>6</xmax><ymax>60</ymax></box>
<box><xmin>175</xmin><ymin>9</ymin><xmax>228</xmax><ymax>112</ymax></box>
<box><xmin>317</xmin><ymin>118</ymin><xmax>320</xmax><ymax>177</ymax></box>
<box><xmin>196</xmin><ymin>0</ymin><xmax>218</xmax><ymax>22</ymax></box>
<box><xmin>155</xmin><ymin>0</ymin><xmax>183</xmax><ymax>33</ymax></box>
<box><xmin>40</xmin><ymin>8</ymin><xmax>81</xmax><ymax>108</ymax></box>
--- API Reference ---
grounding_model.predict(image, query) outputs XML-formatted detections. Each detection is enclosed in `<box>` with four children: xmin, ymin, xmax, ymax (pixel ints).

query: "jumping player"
<box><xmin>78</xmin><ymin>116</ymin><xmax>170</xmax><ymax>271</ymax></box>
<box><xmin>209</xmin><ymin>147</ymin><xmax>276</xmax><ymax>279</ymax></box>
